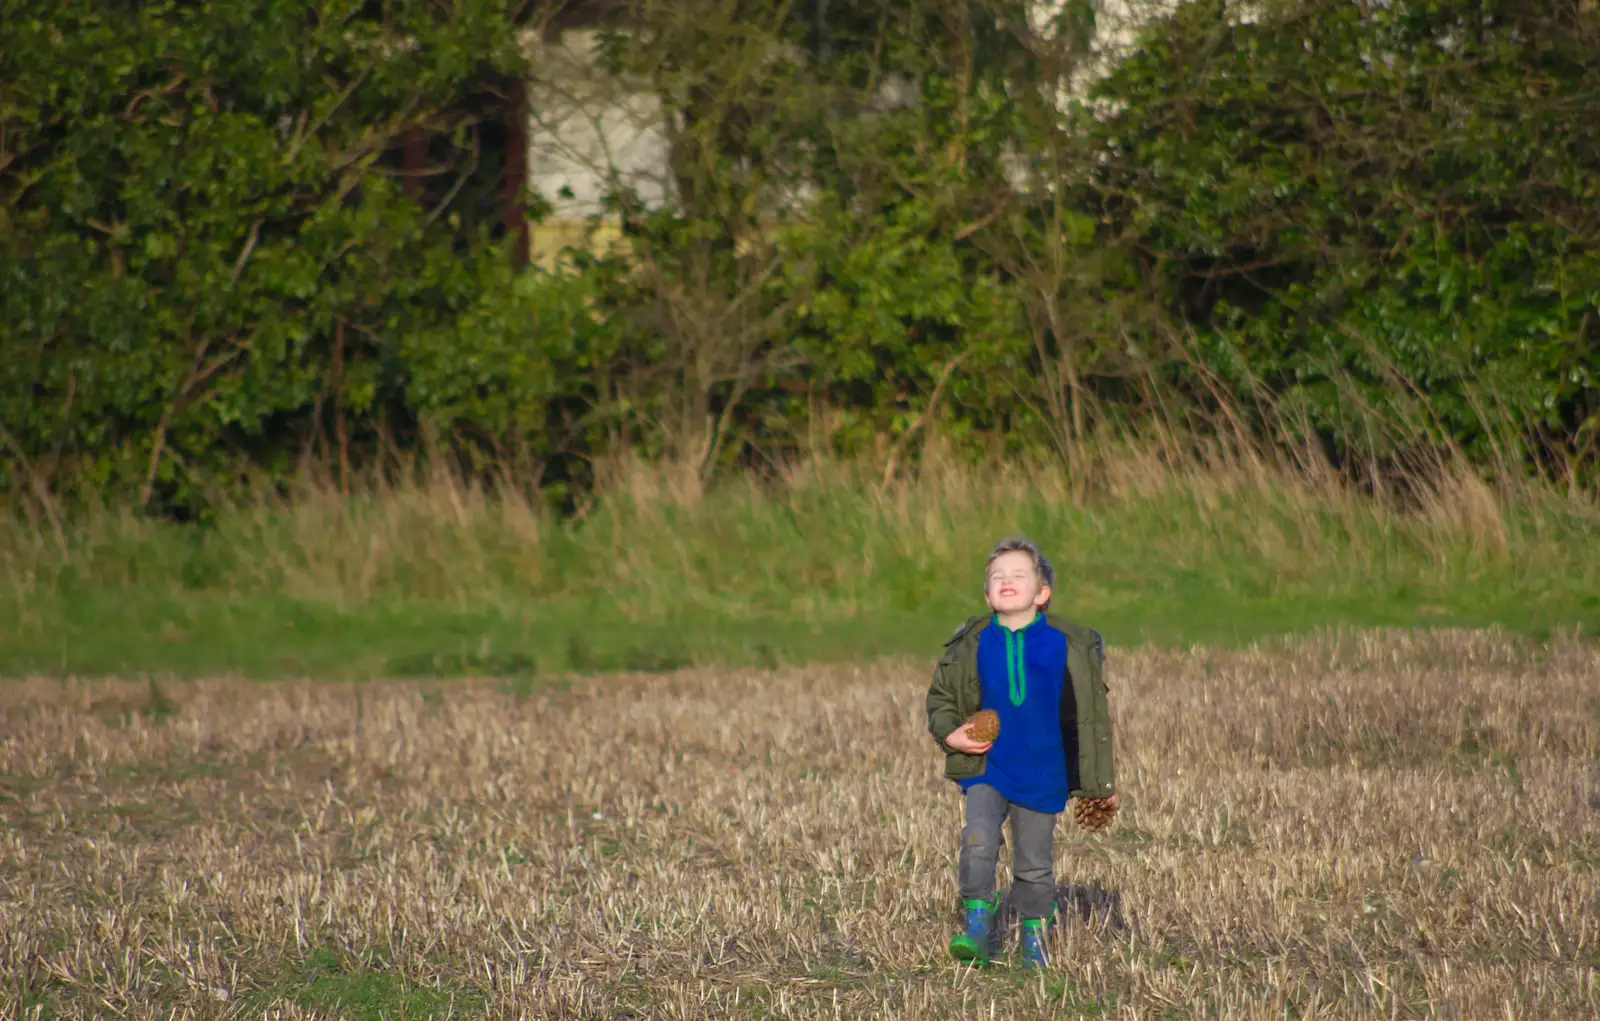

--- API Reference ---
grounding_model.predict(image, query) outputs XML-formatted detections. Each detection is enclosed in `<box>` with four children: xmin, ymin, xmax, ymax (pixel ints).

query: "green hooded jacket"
<box><xmin>924</xmin><ymin>612</ymin><xmax>1116</xmax><ymax>800</ymax></box>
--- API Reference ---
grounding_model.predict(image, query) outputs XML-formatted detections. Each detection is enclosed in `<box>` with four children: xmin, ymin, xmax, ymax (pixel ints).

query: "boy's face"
<box><xmin>984</xmin><ymin>550</ymin><xmax>1051</xmax><ymax>616</ymax></box>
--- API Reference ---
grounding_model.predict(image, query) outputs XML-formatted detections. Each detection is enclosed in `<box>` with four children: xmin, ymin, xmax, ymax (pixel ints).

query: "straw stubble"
<box><xmin>0</xmin><ymin>628</ymin><xmax>1596</xmax><ymax>1018</ymax></box>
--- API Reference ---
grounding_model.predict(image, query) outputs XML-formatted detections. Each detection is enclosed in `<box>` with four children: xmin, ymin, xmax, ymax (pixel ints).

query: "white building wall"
<box><xmin>521</xmin><ymin>1</ymin><xmax>1257</xmax><ymax>255</ymax></box>
<box><xmin>526</xmin><ymin>28</ymin><xmax>674</xmax><ymax>222</ymax></box>
<box><xmin>523</xmin><ymin>28</ymin><xmax>674</xmax><ymax>265</ymax></box>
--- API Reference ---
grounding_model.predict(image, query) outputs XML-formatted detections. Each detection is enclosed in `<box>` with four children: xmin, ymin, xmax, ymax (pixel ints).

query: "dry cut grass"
<box><xmin>2</xmin><ymin>630</ymin><xmax>1598</xmax><ymax>1019</ymax></box>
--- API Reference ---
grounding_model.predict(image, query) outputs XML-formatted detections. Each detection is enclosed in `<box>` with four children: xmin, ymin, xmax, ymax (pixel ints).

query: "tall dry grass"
<box><xmin>2</xmin><ymin>435</ymin><xmax>1594</xmax><ymax>623</ymax></box>
<box><xmin>1</xmin><ymin>629</ymin><xmax>1596</xmax><ymax>1018</ymax></box>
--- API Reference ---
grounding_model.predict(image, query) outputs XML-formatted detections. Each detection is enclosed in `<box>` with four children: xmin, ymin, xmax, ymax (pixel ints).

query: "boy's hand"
<box><xmin>943</xmin><ymin>723</ymin><xmax>993</xmax><ymax>755</ymax></box>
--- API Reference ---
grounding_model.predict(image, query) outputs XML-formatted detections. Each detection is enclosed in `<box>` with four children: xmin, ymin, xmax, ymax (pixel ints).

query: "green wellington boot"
<box><xmin>1018</xmin><ymin>917</ymin><xmax>1049</xmax><ymax>970</ymax></box>
<box><xmin>947</xmin><ymin>897</ymin><xmax>998</xmax><ymax>964</ymax></box>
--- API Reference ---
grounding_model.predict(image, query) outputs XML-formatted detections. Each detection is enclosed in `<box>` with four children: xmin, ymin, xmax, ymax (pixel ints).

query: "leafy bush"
<box><xmin>0</xmin><ymin>0</ymin><xmax>531</xmax><ymax>510</ymax></box>
<box><xmin>1081</xmin><ymin>0</ymin><xmax>1600</xmax><ymax>471</ymax></box>
<box><xmin>4</xmin><ymin>0</ymin><xmax>1597</xmax><ymax>516</ymax></box>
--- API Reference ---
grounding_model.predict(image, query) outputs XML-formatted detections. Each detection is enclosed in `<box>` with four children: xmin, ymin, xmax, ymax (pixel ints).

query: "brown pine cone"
<box><xmin>1072</xmin><ymin>796</ymin><xmax>1118</xmax><ymax>831</ymax></box>
<box><xmin>965</xmin><ymin>709</ymin><xmax>999</xmax><ymax>744</ymax></box>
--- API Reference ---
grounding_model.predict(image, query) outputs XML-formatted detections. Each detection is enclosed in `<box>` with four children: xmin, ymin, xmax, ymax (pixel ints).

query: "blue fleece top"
<box><xmin>958</xmin><ymin>614</ymin><xmax>1070</xmax><ymax>814</ymax></box>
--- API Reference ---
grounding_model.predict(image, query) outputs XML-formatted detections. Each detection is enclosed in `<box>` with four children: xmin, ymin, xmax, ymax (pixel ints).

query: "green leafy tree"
<box><xmin>6</xmin><ymin>0</ymin><xmax>1598</xmax><ymax>514</ymax></box>
<box><xmin>1</xmin><ymin>0</ymin><xmax>532</xmax><ymax>511</ymax></box>
<box><xmin>1080</xmin><ymin>0</ymin><xmax>1600</xmax><ymax>472</ymax></box>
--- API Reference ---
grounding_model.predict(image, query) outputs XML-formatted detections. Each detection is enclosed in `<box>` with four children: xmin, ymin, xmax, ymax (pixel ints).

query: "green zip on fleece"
<box><xmin>1000</xmin><ymin>614</ymin><xmax>1038</xmax><ymax>707</ymax></box>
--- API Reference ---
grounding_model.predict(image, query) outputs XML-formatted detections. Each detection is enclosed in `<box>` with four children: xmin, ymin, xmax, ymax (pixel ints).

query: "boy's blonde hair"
<box><xmin>984</xmin><ymin>536</ymin><xmax>1054</xmax><ymax>610</ymax></box>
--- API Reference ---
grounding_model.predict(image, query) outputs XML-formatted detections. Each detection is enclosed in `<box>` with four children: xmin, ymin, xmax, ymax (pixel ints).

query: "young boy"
<box><xmin>925</xmin><ymin>536</ymin><xmax>1118</xmax><ymax>968</ymax></box>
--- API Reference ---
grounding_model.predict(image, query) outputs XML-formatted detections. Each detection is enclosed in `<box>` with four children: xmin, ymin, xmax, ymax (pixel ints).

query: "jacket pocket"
<box><xmin>944</xmin><ymin>751</ymin><xmax>985</xmax><ymax>780</ymax></box>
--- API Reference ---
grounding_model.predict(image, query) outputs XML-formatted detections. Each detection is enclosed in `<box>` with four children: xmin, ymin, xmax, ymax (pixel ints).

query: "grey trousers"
<box><xmin>959</xmin><ymin>783</ymin><xmax>1057</xmax><ymax>920</ymax></box>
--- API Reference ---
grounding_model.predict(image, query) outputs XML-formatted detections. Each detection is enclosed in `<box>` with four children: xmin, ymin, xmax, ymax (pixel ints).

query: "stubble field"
<box><xmin>2</xmin><ymin>628</ymin><xmax>1597</xmax><ymax>1020</ymax></box>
